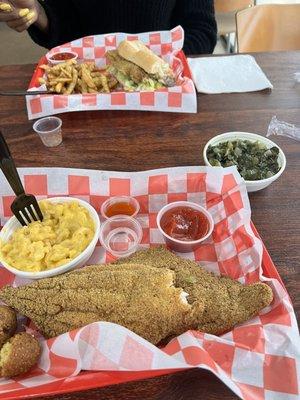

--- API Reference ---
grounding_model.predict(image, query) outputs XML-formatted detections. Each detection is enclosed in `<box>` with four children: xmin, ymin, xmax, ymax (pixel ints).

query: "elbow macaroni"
<box><xmin>0</xmin><ymin>201</ymin><xmax>95</xmax><ymax>272</ymax></box>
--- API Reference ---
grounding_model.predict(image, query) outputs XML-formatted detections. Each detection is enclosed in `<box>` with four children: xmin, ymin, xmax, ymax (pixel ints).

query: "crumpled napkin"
<box><xmin>187</xmin><ymin>55</ymin><xmax>273</xmax><ymax>94</ymax></box>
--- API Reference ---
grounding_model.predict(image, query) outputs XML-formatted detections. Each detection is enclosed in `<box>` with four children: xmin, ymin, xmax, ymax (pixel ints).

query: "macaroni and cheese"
<box><xmin>0</xmin><ymin>201</ymin><xmax>95</xmax><ymax>272</ymax></box>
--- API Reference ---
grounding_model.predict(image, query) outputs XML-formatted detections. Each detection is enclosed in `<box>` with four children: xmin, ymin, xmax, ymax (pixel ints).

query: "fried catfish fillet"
<box><xmin>0</xmin><ymin>264</ymin><xmax>191</xmax><ymax>344</ymax></box>
<box><xmin>114</xmin><ymin>247</ymin><xmax>273</xmax><ymax>335</ymax></box>
<box><xmin>0</xmin><ymin>248</ymin><xmax>273</xmax><ymax>343</ymax></box>
<box><xmin>106</xmin><ymin>50</ymin><xmax>148</xmax><ymax>84</ymax></box>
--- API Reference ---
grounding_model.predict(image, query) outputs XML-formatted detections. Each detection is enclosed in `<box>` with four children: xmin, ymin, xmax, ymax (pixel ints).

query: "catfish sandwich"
<box><xmin>106</xmin><ymin>40</ymin><xmax>176</xmax><ymax>91</ymax></box>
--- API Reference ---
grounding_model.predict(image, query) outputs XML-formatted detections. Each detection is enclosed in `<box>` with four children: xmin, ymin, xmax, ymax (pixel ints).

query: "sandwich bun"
<box><xmin>117</xmin><ymin>40</ymin><xmax>173</xmax><ymax>79</ymax></box>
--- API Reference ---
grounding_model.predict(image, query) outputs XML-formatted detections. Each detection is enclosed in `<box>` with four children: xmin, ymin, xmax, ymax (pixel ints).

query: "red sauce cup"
<box><xmin>46</xmin><ymin>51</ymin><xmax>78</xmax><ymax>65</ymax></box>
<box><xmin>156</xmin><ymin>201</ymin><xmax>214</xmax><ymax>253</ymax></box>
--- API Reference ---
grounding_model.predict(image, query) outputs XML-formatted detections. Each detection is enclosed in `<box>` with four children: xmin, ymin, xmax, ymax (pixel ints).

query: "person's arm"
<box><xmin>28</xmin><ymin>0</ymin><xmax>83</xmax><ymax>49</ymax></box>
<box><xmin>171</xmin><ymin>0</ymin><xmax>217</xmax><ymax>55</ymax></box>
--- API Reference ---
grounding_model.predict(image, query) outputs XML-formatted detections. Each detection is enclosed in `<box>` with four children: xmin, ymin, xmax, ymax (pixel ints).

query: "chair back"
<box><xmin>236</xmin><ymin>4</ymin><xmax>300</xmax><ymax>53</ymax></box>
<box><xmin>214</xmin><ymin>0</ymin><xmax>253</xmax><ymax>14</ymax></box>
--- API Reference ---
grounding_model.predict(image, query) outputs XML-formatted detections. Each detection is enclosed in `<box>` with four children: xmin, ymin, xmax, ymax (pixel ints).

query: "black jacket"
<box><xmin>28</xmin><ymin>0</ymin><xmax>217</xmax><ymax>55</ymax></box>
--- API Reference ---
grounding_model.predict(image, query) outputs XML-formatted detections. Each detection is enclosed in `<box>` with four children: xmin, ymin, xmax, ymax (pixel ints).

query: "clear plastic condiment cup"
<box><xmin>99</xmin><ymin>215</ymin><xmax>143</xmax><ymax>258</ymax></box>
<box><xmin>101</xmin><ymin>196</ymin><xmax>140</xmax><ymax>219</ymax></box>
<box><xmin>156</xmin><ymin>201</ymin><xmax>214</xmax><ymax>253</ymax></box>
<box><xmin>33</xmin><ymin>117</ymin><xmax>63</xmax><ymax>147</ymax></box>
<box><xmin>46</xmin><ymin>51</ymin><xmax>78</xmax><ymax>65</ymax></box>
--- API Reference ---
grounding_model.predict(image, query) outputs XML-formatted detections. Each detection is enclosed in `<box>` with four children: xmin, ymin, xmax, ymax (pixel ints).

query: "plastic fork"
<box><xmin>0</xmin><ymin>132</ymin><xmax>43</xmax><ymax>226</ymax></box>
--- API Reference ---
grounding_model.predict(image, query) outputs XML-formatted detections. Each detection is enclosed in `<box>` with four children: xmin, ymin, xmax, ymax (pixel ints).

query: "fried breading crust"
<box><xmin>106</xmin><ymin>50</ymin><xmax>148</xmax><ymax>84</ymax></box>
<box><xmin>0</xmin><ymin>333</ymin><xmax>41</xmax><ymax>378</ymax></box>
<box><xmin>0</xmin><ymin>305</ymin><xmax>17</xmax><ymax>348</ymax></box>
<box><xmin>0</xmin><ymin>265</ymin><xmax>191</xmax><ymax>345</ymax></box>
<box><xmin>114</xmin><ymin>247</ymin><xmax>273</xmax><ymax>335</ymax></box>
<box><xmin>0</xmin><ymin>248</ymin><xmax>273</xmax><ymax>343</ymax></box>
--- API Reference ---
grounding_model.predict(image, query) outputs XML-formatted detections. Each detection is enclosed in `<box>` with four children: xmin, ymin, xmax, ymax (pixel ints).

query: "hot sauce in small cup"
<box><xmin>105</xmin><ymin>202</ymin><xmax>136</xmax><ymax>218</ymax></box>
<box><xmin>101</xmin><ymin>196</ymin><xmax>140</xmax><ymax>219</ymax></box>
<box><xmin>160</xmin><ymin>206</ymin><xmax>209</xmax><ymax>241</ymax></box>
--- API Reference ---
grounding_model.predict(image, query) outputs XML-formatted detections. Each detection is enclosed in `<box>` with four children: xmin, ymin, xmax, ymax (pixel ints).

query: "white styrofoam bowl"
<box><xmin>203</xmin><ymin>132</ymin><xmax>286</xmax><ymax>193</ymax></box>
<box><xmin>0</xmin><ymin>197</ymin><xmax>100</xmax><ymax>280</ymax></box>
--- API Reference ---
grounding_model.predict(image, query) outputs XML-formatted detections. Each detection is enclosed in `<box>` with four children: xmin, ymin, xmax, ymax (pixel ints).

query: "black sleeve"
<box><xmin>171</xmin><ymin>0</ymin><xmax>217</xmax><ymax>55</ymax></box>
<box><xmin>27</xmin><ymin>0</ymin><xmax>83</xmax><ymax>49</ymax></box>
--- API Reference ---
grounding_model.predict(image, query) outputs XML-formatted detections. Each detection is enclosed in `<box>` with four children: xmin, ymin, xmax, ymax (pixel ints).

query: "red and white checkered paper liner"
<box><xmin>0</xmin><ymin>166</ymin><xmax>299</xmax><ymax>400</ymax></box>
<box><xmin>26</xmin><ymin>26</ymin><xmax>197</xmax><ymax>120</ymax></box>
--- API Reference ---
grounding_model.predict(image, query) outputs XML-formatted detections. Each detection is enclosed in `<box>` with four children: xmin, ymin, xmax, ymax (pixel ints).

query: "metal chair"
<box><xmin>214</xmin><ymin>0</ymin><xmax>254</xmax><ymax>52</ymax></box>
<box><xmin>236</xmin><ymin>4</ymin><xmax>300</xmax><ymax>53</ymax></box>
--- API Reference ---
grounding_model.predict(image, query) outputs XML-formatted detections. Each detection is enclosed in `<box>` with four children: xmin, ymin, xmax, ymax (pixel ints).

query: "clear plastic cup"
<box><xmin>33</xmin><ymin>117</ymin><xmax>62</xmax><ymax>147</ymax></box>
<box><xmin>99</xmin><ymin>215</ymin><xmax>143</xmax><ymax>258</ymax></box>
<box><xmin>101</xmin><ymin>196</ymin><xmax>140</xmax><ymax>219</ymax></box>
<box><xmin>156</xmin><ymin>201</ymin><xmax>214</xmax><ymax>253</ymax></box>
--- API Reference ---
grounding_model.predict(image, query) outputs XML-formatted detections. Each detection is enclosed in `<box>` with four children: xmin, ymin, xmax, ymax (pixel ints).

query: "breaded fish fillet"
<box><xmin>0</xmin><ymin>248</ymin><xmax>273</xmax><ymax>343</ymax></box>
<box><xmin>113</xmin><ymin>247</ymin><xmax>273</xmax><ymax>335</ymax></box>
<box><xmin>0</xmin><ymin>305</ymin><xmax>17</xmax><ymax>347</ymax></box>
<box><xmin>106</xmin><ymin>50</ymin><xmax>147</xmax><ymax>84</ymax></box>
<box><xmin>0</xmin><ymin>264</ymin><xmax>191</xmax><ymax>345</ymax></box>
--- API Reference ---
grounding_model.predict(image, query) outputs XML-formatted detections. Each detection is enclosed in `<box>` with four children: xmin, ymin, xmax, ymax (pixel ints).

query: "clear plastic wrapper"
<box><xmin>267</xmin><ymin>116</ymin><xmax>300</xmax><ymax>142</ymax></box>
<box><xmin>294</xmin><ymin>72</ymin><xmax>300</xmax><ymax>83</ymax></box>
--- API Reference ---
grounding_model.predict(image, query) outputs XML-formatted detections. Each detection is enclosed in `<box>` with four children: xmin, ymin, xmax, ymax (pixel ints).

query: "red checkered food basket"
<box><xmin>0</xmin><ymin>166</ymin><xmax>299</xmax><ymax>400</ymax></box>
<box><xmin>26</xmin><ymin>26</ymin><xmax>196</xmax><ymax>120</ymax></box>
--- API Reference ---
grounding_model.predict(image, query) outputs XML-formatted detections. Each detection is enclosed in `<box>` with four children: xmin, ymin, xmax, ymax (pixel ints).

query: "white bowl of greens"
<box><xmin>203</xmin><ymin>132</ymin><xmax>286</xmax><ymax>192</ymax></box>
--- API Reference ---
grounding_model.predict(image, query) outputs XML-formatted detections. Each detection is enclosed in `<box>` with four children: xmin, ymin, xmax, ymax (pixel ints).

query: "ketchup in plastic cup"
<box><xmin>51</xmin><ymin>53</ymin><xmax>76</xmax><ymax>61</ymax></box>
<box><xmin>47</xmin><ymin>51</ymin><xmax>78</xmax><ymax>65</ymax></box>
<box><xmin>157</xmin><ymin>201</ymin><xmax>214</xmax><ymax>253</ymax></box>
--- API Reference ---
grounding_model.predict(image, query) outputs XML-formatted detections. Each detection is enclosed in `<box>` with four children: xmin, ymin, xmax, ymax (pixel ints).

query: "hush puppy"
<box><xmin>0</xmin><ymin>332</ymin><xmax>41</xmax><ymax>378</ymax></box>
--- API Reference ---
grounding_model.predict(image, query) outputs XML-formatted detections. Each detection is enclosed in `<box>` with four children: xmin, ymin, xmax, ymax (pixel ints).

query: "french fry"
<box><xmin>91</xmin><ymin>72</ymin><xmax>102</xmax><ymax>78</ymax></box>
<box><xmin>81</xmin><ymin>64</ymin><xmax>97</xmax><ymax>89</ymax></box>
<box><xmin>100</xmin><ymin>75</ymin><xmax>109</xmax><ymax>93</ymax></box>
<box><xmin>92</xmin><ymin>77</ymin><xmax>102</xmax><ymax>87</ymax></box>
<box><xmin>53</xmin><ymin>78</ymin><xmax>72</xmax><ymax>83</ymax></box>
<box><xmin>86</xmin><ymin>62</ymin><xmax>96</xmax><ymax>71</ymax></box>
<box><xmin>75</xmin><ymin>78</ymin><xmax>82</xmax><ymax>93</ymax></box>
<box><xmin>40</xmin><ymin>60</ymin><xmax>115</xmax><ymax>94</ymax></box>
<box><xmin>55</xmin><ymin>82</ymin><xmax>63</xmax><ymax>93</ymax></box>
<box><xmin>40</xmin><ymin>64</ymin><xmax>50</xmax><ymax>70</ymax></box>
<box><xmin>38</xmin><ymin>77</ymin><xmax>47</xmax><ymax>85</ymax></box>
<box><xmin>81</xmin><ymin>78</ymin><xmax>88</xmax><ymax>93</ymax></box>
<box><xmin>65</xmin><ymin>68</ymin><xmax>78</xmax><ymax>95</ymax></box>
<box><xmin>60</xmin><ymin>67</ymin><xmax>72</xmax><ymax>79</ymax></box>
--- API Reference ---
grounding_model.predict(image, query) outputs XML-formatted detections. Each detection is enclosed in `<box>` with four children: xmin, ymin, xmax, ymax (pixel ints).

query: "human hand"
<box><xmin>0</xmin><ymin>0</ymin><xmax>45</xmax><ymax>32</ymax></box>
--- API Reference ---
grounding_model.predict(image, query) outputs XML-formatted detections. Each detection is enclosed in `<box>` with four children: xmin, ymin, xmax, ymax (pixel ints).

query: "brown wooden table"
<box><xmin>0</xmin><ymin>51</ymin><xmax>299</xmax><ymax>400</ymax></box>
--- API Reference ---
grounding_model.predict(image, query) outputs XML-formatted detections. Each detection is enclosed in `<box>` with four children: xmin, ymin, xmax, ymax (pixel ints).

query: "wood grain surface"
<box><xmin>0</xmin><ymin>51</ymin><xmax>299</xmax><ymax>400</ymax></box>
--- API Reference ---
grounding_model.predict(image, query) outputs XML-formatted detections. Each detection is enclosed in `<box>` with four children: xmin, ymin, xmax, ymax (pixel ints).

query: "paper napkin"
<box><xmin>188</xmin><ymin>54</ymin><xmax>273</xmax><ymax>94</ymax></box>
